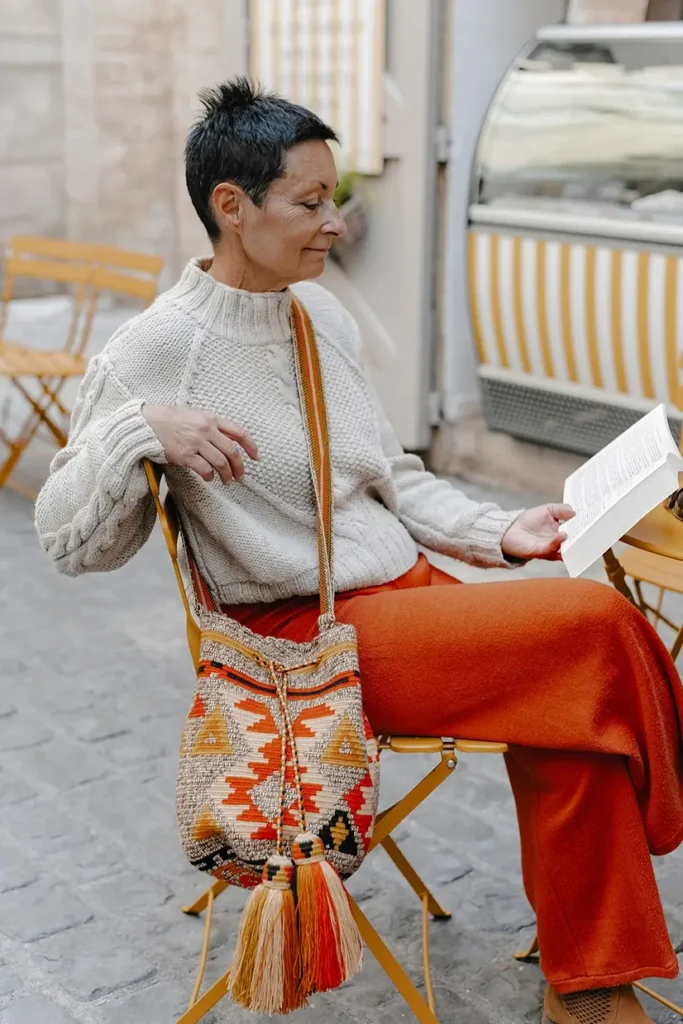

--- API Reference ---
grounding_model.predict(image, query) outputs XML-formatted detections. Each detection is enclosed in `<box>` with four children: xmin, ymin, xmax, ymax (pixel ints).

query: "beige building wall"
<box><xmin>1</xmin><ymin>0</ymin><xmax>248</xmax><ymax>291</ymax></box>
<box><xmin>0</xmin><ymin>0</ymin><xmax>66</xmax><ymax>283</ymax></box>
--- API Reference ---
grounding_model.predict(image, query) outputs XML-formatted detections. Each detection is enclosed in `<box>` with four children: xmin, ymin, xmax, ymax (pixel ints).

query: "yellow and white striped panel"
<box><xmin>468</xmin><ymin>230</ymin><xmax>683</xmax><ymax>406</ymax></box>
<box><xmin>250</xmin><ymin>0</ymin><xmax>385</xmax><ymax>175</ymax></box>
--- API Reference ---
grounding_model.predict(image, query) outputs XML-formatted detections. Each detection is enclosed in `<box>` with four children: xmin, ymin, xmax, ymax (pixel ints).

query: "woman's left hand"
<box><xmin>501</xmin><ymin>504</ymin><xmax>575</xmax><ymax>563</ymax></box>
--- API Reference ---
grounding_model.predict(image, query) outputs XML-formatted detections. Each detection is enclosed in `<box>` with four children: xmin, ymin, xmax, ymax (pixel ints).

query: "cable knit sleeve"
<box><xmin>336</xmin><ymin>306</ymin><xmax>524</xmax><ymax>569</ymax></box>
<box><xmin>372</xmin><ymin>388</ymin><xmax>523</xmax><ymax>568</ymax></box>
<box><xmin>34</xmin><ymin>353</ymin><xmax>167</xmax><ymax>576</ymax></box>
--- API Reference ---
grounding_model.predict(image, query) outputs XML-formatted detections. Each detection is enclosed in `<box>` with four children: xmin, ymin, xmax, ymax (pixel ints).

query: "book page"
<box><xmin>562</xmin><ymin>404</ymin><xmax>680</xmax><ymax>547</ymax></box>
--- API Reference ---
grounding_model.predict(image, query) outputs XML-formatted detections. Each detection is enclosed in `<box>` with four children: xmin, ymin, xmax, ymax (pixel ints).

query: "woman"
<box><xmin>35</xmin><ymin>78</ymin><xmax>683</xmax><ymax>1024</ymax></box>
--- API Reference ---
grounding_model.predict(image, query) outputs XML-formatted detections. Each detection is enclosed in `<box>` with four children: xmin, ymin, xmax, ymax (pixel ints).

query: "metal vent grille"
<box><xmin>480</xmin><ymin>376</ymin><xmax>682</xmax><ymax>457</ymax></box>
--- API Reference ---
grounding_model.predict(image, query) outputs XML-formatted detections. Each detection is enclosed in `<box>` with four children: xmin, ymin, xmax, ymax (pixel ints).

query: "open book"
<box><xmin>561</xmin><ymin>404</ymin><xmax>683</xmax><ymax>578</ymax></box>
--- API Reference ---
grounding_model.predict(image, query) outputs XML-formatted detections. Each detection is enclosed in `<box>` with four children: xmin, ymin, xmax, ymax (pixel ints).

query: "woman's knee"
<box><xmin>545</xmin><ymin>578</ymin><xmax>640</xmax><ymax>652</ymax></box>
<box><xmin>562</xmin><ymin>578</ymin><xmax>632</xmax><ymax>623</ymax></box>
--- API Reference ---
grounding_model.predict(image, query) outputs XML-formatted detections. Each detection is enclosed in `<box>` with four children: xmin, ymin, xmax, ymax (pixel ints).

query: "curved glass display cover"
<box><xmin>475</xmin><ymin>33</ymin><xmax>683</xmax><ymax>225</ymax></box>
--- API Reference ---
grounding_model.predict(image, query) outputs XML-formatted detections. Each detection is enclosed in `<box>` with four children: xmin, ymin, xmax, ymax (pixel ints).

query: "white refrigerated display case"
<box><xmin>469</xmin><ymin>22</ymin><xmax>683</xmax><ymax>454</ymax></box>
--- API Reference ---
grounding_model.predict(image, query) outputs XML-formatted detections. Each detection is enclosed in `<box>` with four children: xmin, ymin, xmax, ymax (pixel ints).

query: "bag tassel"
<box><xmin>227</xmin><ymin>854</ymin><xmax>304</xmax><ymax>1015</ymax></box>
<box><xmin>292</xmin><ymin>832</ymin><xmax>363</xmax><ymax>996</ymax></box>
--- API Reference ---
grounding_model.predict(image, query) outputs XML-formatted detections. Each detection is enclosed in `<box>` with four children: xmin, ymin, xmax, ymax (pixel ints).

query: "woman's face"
<box><xmin>216</xmin><ymin>140</ymin><xmax>347</xmax><ymax>290</ymax></box>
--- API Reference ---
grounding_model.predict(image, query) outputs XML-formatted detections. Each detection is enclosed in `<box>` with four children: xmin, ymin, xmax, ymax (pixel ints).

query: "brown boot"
<box><xmin>543</xmin><ymin>984</ymin><xmax>654</xmax><ymax>1023</ymax></box>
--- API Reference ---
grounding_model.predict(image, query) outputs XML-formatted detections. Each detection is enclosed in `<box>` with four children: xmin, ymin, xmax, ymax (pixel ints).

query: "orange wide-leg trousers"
<box><xmin>223</xmin><ymin>555</ymin><xmax>683</xmax><ymax>994</ymax></box>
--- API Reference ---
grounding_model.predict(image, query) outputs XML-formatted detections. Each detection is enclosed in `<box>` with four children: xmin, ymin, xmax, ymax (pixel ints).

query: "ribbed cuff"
<box><xmin>97</xmin><ymin>400</ymin><xmax>167</xmax><ymax>494</ymax></box>
<box><xmin>468</xmin><ymin>507</ymin><xmax>524</xmax><ymax>569</ymax></box>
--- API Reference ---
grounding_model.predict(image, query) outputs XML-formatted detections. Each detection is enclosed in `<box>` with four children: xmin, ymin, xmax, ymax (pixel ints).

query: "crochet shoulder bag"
<box><xmin>174</xmin><ymin>296</ymin><xmax>379</xmax><ymax>1015</ymax></box>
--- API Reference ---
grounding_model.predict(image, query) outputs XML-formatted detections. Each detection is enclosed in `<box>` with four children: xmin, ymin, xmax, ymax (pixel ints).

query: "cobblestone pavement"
<box><xmin>1</xmin><ymin>301</ymin><xmax>683</xmax><ymax>1023</ymax></box>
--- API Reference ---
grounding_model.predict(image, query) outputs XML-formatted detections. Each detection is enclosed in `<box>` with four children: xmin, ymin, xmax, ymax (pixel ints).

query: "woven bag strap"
<box><xmin>290</xmin><ymin>295</ymin><xmax>335</xmax><ymax>627</ymax></box>
<box><xmin>146</xmin><ymin>294</ymin><xmax>336</xmax><ymax>627</ymax></box>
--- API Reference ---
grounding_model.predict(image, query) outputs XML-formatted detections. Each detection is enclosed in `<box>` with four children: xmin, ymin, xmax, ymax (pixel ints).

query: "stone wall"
<box><xmin>1</xmin><ymin>0</ymin><xmax>248</xmax><ymax>292</ymax></box>
<box><xmin>0</xmin><ymin>1</ymin><xmax>65</xmax><ymax>291</ymax></box>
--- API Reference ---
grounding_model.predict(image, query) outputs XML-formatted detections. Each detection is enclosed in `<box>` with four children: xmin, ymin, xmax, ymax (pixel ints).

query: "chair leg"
<box><xmin>182</xmin><ymin>879</ymin><xmax>229</xmax><ymax>916</ymax></box>
<box><xmin>0</xmin><ymin>431</ymin><xmax>30</xmax><ymax>488</ymax></box>
<box><xmin>0</xmin><ymin>408</ymin><xmax>56</xmax><ymax>491</ymax></box>
<box><xmin>35</xmin><ymin>375</ymin><xmax>70</xmax><ymax>420</ymax></box>
<box><xmin>634</xmin><ymin>982</ymin><xmax>683</xmax><ymax>1017</ymax></box>
<box><xmin>371</xmin><ymin>752</ymin><xmax>457</xmax><ymax>848</ymax></box>
<box><xmin>633</xmin><ymin>580</ymin><xmax>649</xmax><ymax>619</ymax></box>
<box><xmin>10</xmin><ymin>378</ymin><xmax>68</xmax><ymax>447</ymax></box>
<box><xmin>187</xmin><ymin>887</ymin><xmax>215</xmax><ymax>1009</ymax></box>
<box><xmin>515</xmin><ymin>932</ymin><xmax>539</xmax><ymax>961</ymax></box>
<box><xmin>175</xmin><ymin>970</ymin><xmax>230</xmax><ymax>1024</ymax></box>
<box><xmin>176</xmin><ymin>882</ymin><xmax>230</xmax><ymax>1023</ymax></box>
<box><xmin>670</xmin><ymin>627</ymin><xmax>683</xmax><ymax>663</ymax></box>
<box><xmin>381</xmin><ymin>834</ymin><xmax>451</xmax><ymax>919</ymax></box>
<box><xmin>421</xmin><ymin>894</ymin><xmax>437</xmax><ymax>1013</ymax></box>
<box><xmin>603</xmin><ymin>549</ymin><xmax>637</xmax><ymax>606</ymax></box>
<box><xmin>349</xmin><ymin>895</ymin><xmax>441</xmax><ymax>1024</ymax></box>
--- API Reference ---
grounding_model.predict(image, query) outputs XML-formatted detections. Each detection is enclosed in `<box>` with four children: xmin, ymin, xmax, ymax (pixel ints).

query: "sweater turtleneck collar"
<box><xmin>164</xmin><ymin>257</ymin><xmax>293</xmax><ymax>345</ymax></box>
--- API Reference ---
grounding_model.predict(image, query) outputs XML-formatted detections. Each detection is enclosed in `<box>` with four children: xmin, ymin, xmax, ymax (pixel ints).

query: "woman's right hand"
<box><xmin>142</xmin><ymin>405</ymin><xmax>259</xmax><ymax>484</ymax></box>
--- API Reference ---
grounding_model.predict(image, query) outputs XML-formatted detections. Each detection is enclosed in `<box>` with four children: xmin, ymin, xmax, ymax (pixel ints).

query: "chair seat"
<box><xmin>619</xmin><ymin>546</ymin><xmax>683</xmax><ymax>595</ymax></box>
<box><xmin>0</xmin><ymin>342</ymin><xmax>87</xmax><ymax>379</ymax></box>
<box><xmin>378</xmin><ymin>735</ymin><xmax>508</xmax><ymax>754</ymax></box>
<box><xmin>621</xmin><ymin>502</ymin><xmax>683</xmax><ymax>563</ymax></box>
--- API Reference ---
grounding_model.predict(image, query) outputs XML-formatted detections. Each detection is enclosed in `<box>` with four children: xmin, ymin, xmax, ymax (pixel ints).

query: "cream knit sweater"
<box><xmin>35</xmin><ymin>259</ymin><xmax>520</xmax><ymax>604</ymax></box>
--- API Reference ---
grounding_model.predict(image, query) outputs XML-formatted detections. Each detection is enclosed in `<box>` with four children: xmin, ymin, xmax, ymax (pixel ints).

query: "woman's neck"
<box><xmin>168</xmin><ymin>258</ymin><xmax>294</xmax><ymax>345</ymax></box>
<box><xmin>207</xmin><ymin>247</ymin><xmax>288</xmax><ymax>294</ymax></box>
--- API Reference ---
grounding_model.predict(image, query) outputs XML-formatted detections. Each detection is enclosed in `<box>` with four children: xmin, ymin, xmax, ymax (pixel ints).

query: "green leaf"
<box><xmin>334</xmin><ymin>171</ymin><xmax>361</xmax><ymax>208</ymax></box>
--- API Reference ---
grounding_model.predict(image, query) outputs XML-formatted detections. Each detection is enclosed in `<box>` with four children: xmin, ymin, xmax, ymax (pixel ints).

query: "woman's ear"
<box><xmin>212</xmin><ymin>182</ymin><xmax>245</xmax><ymax>233</ymax></box>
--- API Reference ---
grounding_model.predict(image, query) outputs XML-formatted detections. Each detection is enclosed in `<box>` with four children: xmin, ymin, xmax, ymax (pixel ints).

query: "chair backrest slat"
<box><xmin>2</xmin><ymin>234</ymin><xmax>164</xmax><ymax>359</ymax></box>
<box><xmin>7</xmin><ymin>236</ymin><xmax>164</xmax><ymax>278</ymax></box>
<box><xmin>4</xmin><ymin>255</ymin><xmax>94</xmax><ymax>287</ymax></box>
<box><xmin>8</xmin><ymin>236</ymin><xmax>101</xmax><ymax>262</ymax></box>
<box><xmin>92</xmin><ymin>267</ymin><xmax>159</xmax><ymax>303</ymax></box>
<box><xmin>92</xmin><ymin>245</ymin><xmax>165</xmax><ymax>275</ymax></box>
<box><xmin>143</xmin><ymin>461</ymin><xmax>201</xmax><ymax>668</ymax></box>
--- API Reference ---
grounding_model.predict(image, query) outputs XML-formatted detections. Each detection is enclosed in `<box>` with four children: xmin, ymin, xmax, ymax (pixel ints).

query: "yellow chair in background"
<box><xmin>143</xmin><ymin>460</ymin><xmax>509</xmax><ymax>1024</ymax></box>
<box><xmin>0</xmin><ymin>236</ymin><xmax>163</xmax><ymax>495</ymax></box>
<box><xmin>604</xmin><ymin>510</ymin><xmax>683</xmax><ymax>660</ymax></box>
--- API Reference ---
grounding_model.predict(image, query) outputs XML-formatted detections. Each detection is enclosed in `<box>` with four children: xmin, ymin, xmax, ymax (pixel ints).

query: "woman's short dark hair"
<box><xmin>185</xmin><ymin>77</ymin><xmax>339</xmax><ymax>242</ymax></box>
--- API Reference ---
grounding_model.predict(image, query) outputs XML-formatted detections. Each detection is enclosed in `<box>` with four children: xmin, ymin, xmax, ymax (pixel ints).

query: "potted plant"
<box><xmin>332</xmin><ymin>172</ymin><xmax>367</xmax><ymax>253</ymax></box>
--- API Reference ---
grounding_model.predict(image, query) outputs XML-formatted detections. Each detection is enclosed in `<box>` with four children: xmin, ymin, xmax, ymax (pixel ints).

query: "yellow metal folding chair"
<box><xmin>603</xmin><ymin>499</ymin><xmax>683</xmax><ymax>662</ymax></box>
<box><xmin>603</xmin><ymin>518</ymin><xmax>682</xmax><ymax>638</ymax></box>
<box><xmin>143</xmin><ymin>460</ymin><xmax>509</xmax><ymax>1023</ymax></box>
<box><xmin>0</xmin><ymin>236</ymin><xmax>163</xmax><ymax>495</ymax></box>
<box><xmin>599</xmin><ymin>377</ymin><xmax>683</xmax><ymax>659</ymax></box>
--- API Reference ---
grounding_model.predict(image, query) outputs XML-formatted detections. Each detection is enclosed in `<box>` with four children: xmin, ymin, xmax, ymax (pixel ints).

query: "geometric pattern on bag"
<box><xmin>176</xmin><ymin>615</ymin><xmax>379</xmax><ymax>886</ymax></box>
